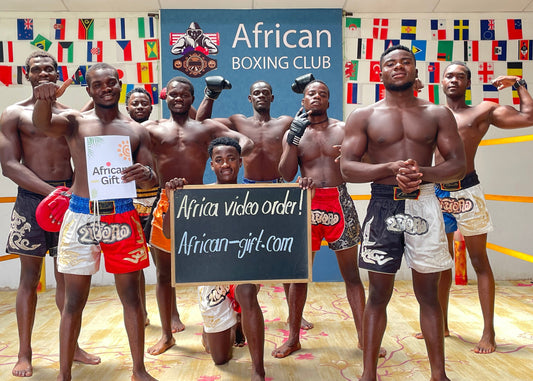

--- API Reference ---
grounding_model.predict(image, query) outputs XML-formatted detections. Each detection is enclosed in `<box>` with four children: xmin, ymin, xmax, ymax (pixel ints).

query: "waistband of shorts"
<box><xmin>242</xmin><ymin>177</ymin><xmax>284</xmax><ymax>184</ymax></box>
<box><xmin>18</xmin><ymin>179</ymin><xmax>73</xmax><ymax>197</ymax></box>
<box><xmin>69</xmin><ymin>194</ymin><xmax>134</xmax><ymax>215</ymax></box>
<box><xmin>313</xmin><ymin>183</ymin><xmax>347</xmax><ymax>198</ymax></box>
<box><xmin>136</xmin><ymin>186</ymin><xmax>159</xmax><ymax>199</ymax></box>
<box><xmin>370</xmin><ymin>183</ymin><xmax>435</xmax><ymax>199</ymax></box>
<box><xmin>439</xmin><ymin>171</ymin><xmax>479</xmax><ymax>191</ymax></box>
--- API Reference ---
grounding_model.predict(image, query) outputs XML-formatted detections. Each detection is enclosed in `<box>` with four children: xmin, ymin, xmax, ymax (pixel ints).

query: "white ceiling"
<box><xmin>1</xmin><ymin>0</ymin><xmax>533</xmax><ymax>13</ymax></box>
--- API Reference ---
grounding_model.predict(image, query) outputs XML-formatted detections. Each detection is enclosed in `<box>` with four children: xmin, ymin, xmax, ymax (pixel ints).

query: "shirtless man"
<box><xmin>198</xmin><ymin>78</ymin><xmax>314</xmax><ymax>330</ymax></box>
<box><xmin>32</xmin><ymin>63</ymin><xmax>158</xmax><ymax>381</ymax></box>
<box><xmin>415</xmin><ymin>62</ymin><xmax>533</xmax><ymax>354</ymax></box>
<box><xmin>0</xmin><ymin>51</ymin><xmax>100</xmax><ymax>377</ymax></box>
<box><xmin>340</xmin><ymin>45</ymin><xmax>466</xmax><ymax>381</ymax></box>
<box><xmin>143</xmin><ymin>76</ymin><xmax>253</xmax><ymax>355</ymax></box>
<box><xmin>163</xmin><ymin>137</ymin><xmax>266</xmax><ymax>381</ymax></box>
<box><xmin>276</xmin><ymin>79</ymin><xmax>368</xmax><ymax>359</ymax></box>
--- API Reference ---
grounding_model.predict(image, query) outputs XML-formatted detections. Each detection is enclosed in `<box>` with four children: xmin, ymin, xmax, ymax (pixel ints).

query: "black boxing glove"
<box><xmin>204</xmin><ymin>76</ymin><xmax>232</xmax><ymax>100</ymax></box>
<box><xmin>287</xmin><ymin>109</ymin><xmax>310</xmax><ymax>146</ymax></box>
<box><xmin>291</xmin><ymin>73</ymin><xmax>315</xmax><ymax>94</ymax></box>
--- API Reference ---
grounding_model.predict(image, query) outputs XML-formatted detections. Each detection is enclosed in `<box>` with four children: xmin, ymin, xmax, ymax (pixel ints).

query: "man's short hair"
<box><xmin>25</xmin><ymin>51</ymin><xmax>58</xmax><ymax>72</ymax></box>
<box><xmin>125</xmin><ymin>87</ymin><xmax>153</xmax><ymax>105</ymax></box>
<box><xmin>166</xmin><ymin>76</ymin><xmax>194</xmax><ymax>97</ymax></box>
<box><xmin>249</xmin><ymin>80</ymin><xmax>272</xmax><ymax>94</ymax></box>
<box><xmin>86</xmin><ymin>63</ymin><xmax>119</xmax><ymax>86</ymax></box>
<box><xmin>303</xmin><ymin>79</ymin><xmax>330</xmax><ymax>98</ymax></box>
<box><xmin>208</xmin><ymin>137</ymin><xmax>241</xmax><ymax>158</ymax></box>
<box><xmin>445</xmin><ymin>61</ymin><xmax>472</xmax><ymax>80</ymax></box>
<box><xmin>380</xmin><ymin>44</ymin><xmax>415</xmax><ymax>65</ymax></box>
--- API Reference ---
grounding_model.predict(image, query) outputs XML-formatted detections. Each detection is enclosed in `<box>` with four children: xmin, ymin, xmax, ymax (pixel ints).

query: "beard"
<box><xmin>385</xmin><ymin>80</ymin><xmax>414</xmax><ymax>92</ymax></box>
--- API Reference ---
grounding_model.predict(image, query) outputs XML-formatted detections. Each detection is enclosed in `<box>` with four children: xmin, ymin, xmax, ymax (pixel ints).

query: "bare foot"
<box><xmin>251</xmin><ymin>370</ymin><xmax>266</xmax><ymax>381</ymax></box>
<box><xmin>271</xmin><ymin>342</ymin><xmax>301</xmax><ymax>358</ymax></box>
<box><xmin>131</xmin><ymin>370</ymin><xmax>158</xmax><ymax>381</ymax></box>
<box><xmin>171</xmin><ymin>314</ymin><xmax>185</xmax><ymax>333</ymax></box>
<box><xmin>12</xmin><ymin>357</ymin><xmax>32</xmax><ymax>377</ymax></box>
<box><xmin>301</xmin><ymin>317</ymin><xmax>314</xmax><ymax>330</ymax></box>
<box><xmin>147</xmin><ymin>336</ymin><xmax>176</xmax><ymax>355</ymax></box>
<box><xmin>286</xmin><ymin>317</ymin><xmax>314</xmax><ymax>330</ymax></box>
<box><xmin>414</xmin><ymin>330</ymin><xmax>450</xmax><ymax>340</ymax></box>
<box><xmin>474</xmin><ymin>333</ymin><xmax>496</xmax><ymax>354</ymax></box>
<box><xmin>73</xmin><ymin>346</ymin><xmax>101</xmax><ymax>365</ymax></box>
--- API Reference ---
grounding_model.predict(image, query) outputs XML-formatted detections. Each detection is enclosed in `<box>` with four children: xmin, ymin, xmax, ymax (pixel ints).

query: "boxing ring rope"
<box><xmin>1</xmin><ymin>134</ymin><xmax>532</xmax><ymax>264</ymax></box>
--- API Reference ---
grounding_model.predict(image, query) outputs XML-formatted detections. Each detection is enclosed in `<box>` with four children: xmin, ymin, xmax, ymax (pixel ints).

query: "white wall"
<box><xmin>1</xmin><ymin>11</ymin><xmax>533</xmax><ymax>289</ymax></box>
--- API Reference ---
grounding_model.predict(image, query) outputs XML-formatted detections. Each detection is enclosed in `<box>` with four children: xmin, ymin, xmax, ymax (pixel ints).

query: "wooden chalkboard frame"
<box><xmin>169</xmin><ymin>183</ymin><xmax>312</xmax><ymax>286</ymax></box>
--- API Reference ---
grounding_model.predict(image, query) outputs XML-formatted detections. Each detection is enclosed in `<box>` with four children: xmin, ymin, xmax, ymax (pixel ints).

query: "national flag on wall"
<box><xmin>15</xmin><ymin>66</ymin><xmax>26</xmax><ymax>84</ymax></box>
<box><xmin>30</xmin><ymin>34</ymin><xmax>52</xmax><ymax>51</ymax></box>
<box><xmin>71</xmin><ymin>65</ymin><xmax>89</xmax><ymax>86</ymax></box>
<box><xmin>116</xmin><ymin>40</ymin><xmax>132</xmax><ymax>61</ymax></box>
<box><xmin>478</xmin><ymin>62</ymin><xmax>494</xmax><ymax>83</ymax></box>
<box><xmin>344</xmin><ymin>60</ymin><xmax>358</xmax><ymax>80</ymax></box>
<box><xmin>384</xmin><ymin>40</ymin><xmax>400</xmax><ymax>50</ymax></box>
<box><xmin>0</xmin><ymin>41</ymin><xmax>14</xmax><ymax>62</ymax></box>
<box><xmin>375</xmin><ymin>83</ymin><xmax>385</xmax><ymax>101</ymax></box>
<box><xmin>115</xmin><ymin>64</ymin><xmax>126</xmax><ymax>81</ymax></box>
<box><xmin>507</xmin><ymin>62</ymin><xmax>523</xmax><ymax>105</ymax></box>
<box><xmin>453</xmin><ymin>20</ymin><xmax>469</xmax><ymax>40</ymax></box>
<box><xmin>518</xmin><ymin>40</ymin><xmax>533</xmax><ymax>60</ymax></box>
<box><xmin>57</xmin><ymin>66</ymin><xmax>69</xmax><ymax>82</ymax></box>
<box><xmin>369</xmin><ymin>61</ymin><xmax>381</xmax><ymax>82</ymax></box>
<box><xmin>17</xmin><ymin>18</ymin><xmax>34</xmax><ymax>40</ymax></box>
<box><xmin>464</xmin><ymin>40</ymin><xmax>479</xmax><ymax>61</ymax></box>
<box><xmin>411</xmin><ymin>40</ymin><xmax>426</xmax><ymax>61</ymax></box>
<box><xmin>437</xmin><ymin>41</ymin><xmax>453</xmax><ymax>61</ymax></box>
<box><xmin>401</xmin><ymin>19</ymin><xmax>417</xmax><ymax>40</ymax></box>
<box><xmin>87</xmin><ymin>41</ymin><xmax>103</xmax><ymax>62</ymax></box>
<box><xmin>138</xmin><ymin>17</ymin><xmax>155</xmax><ymax>38</ymax></box>
<box><xmin>119</xmin><ymin>83</ymin><xmax>135</xmax><ymax>103</ymax></box>
<box><xmin>373</xmin><ymin>18</ymin><xmax>388</xmax><ymax>40</ymax></box>
<box><xmin>137</xmin><ymin>62</ymin><xmax>153</xmax><ymax>83</ymax></box>
<box><xmin>428</xmin><ymin>62</ymin><xmax>440</xmax><ymax>83</ymax></box>
<box><xmin>78</xmin><ymin>19</ymin><xmax>94</xmax><ymax>40</ymax></box>
<box><xmin>109</xmin><ymin>18</ymin><xmax>126</xmax><ymax>40</ymax></box>
<box><xmin>345</xmin><ymin>17</ymin><xmax>361</xmax><ymax>37</ymax></box>
<box><xmin>51</xmin><ymin>18</ymin><xmax>66</xmax><ymax>40</ymax></box>
<box><xmin>465</xmin><ymin>87</ymin><xmax>472</xmax><ymax>105</ymax></box>
<box><xmin>507</xmin><ymin>19</ymin><xmax>523</xmax><ymax>40</ymax></box>
<box><xmin>0</xmin><ymin>65</ymin><xmax>13</xmax><ymax>86</ymax></box>
<box><xmin>492</xmin><ymin>41</ymin><xmax>507</xmax><ymax>61</ymax></box>
<box><xmin>144</xmin><ymin>83</ymin><xmax>159</xmax><ymax>104</ymax></box>
<box><xmin>356</xmin><ymin>38</ymin><xmax>373</xmax><ymax>60</ymax></box>
<box><xmin>430</xmin><ymin>19</ymin><xmax>446</xmax><ymax>40</ymax></box>
<box><xmin>483</xmin><ymin>84</ymin><xmax>499</xmax><ymax>103</ymax></box>
<box><xmin>346</xmin><ymin>83</ymin><xmax>358</xmax><ymax>104</ymax></box>
<box><xmin>480</xmin><ymin>19</ymin><xmax>495</xmax><ymax>40</ymax></box>
<box><xmin>428</xmin><ymin>84</ymin><xmax>439</xmax><ymax>104</ymax></box>
<box><xmin>144</xmin><ymin>39</ymin><xmax>160</xmax><ymax>61</ymax></box>
<box><xmin>57</xmin><ymin>41</ymin><xmax>73</xmax><ymax>63</ymax></box>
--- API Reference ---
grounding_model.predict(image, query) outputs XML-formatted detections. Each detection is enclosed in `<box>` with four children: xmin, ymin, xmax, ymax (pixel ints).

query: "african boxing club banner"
<box><xmin>160</xmin><ymin>8</ymin><xmax>343</xmax><ymax>120</ymax></box>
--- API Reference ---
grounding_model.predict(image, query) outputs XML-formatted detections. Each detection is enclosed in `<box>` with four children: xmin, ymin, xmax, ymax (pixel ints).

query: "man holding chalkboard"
<box><xmin>163</xmin><ymin>137</ymin><xmax>266</xmax><ymax>381</ymax></box>
<box><xmin>197</xmin><ymin>77</ymin><xmax>316</xmax><ymax>331</ymax></box>
<box><xmin>277</xmin><ymin>80</ymin><xmax>379</xmax><ymax>359</ymax></box>
<box><xmin>144</xmin><ymin>77</ymin><xmax>254</xmax><ymax>355</ymax></box>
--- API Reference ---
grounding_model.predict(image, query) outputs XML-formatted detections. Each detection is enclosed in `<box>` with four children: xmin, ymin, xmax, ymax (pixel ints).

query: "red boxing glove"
<box><xmin>35</xmin><ymin>186</ymin><xmax>71</xmax><ymax>232</ymax></box>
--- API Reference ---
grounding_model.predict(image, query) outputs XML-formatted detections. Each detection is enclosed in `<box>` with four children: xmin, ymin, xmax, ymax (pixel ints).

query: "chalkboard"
<box><xmin>169</xmin><ymin>183</ymin><xmax>311</xmax><ymax>285</ymax></box>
